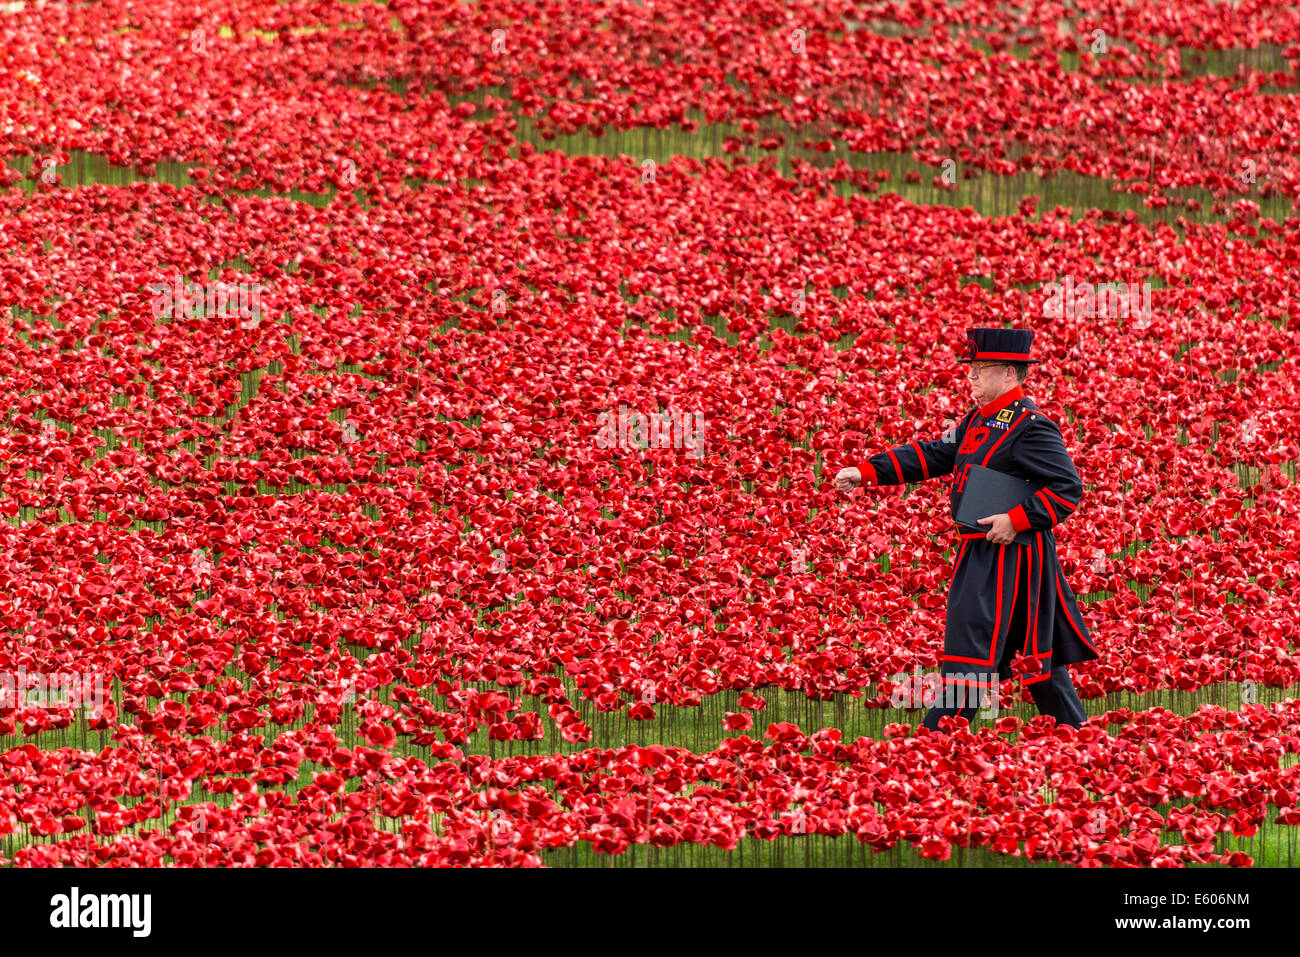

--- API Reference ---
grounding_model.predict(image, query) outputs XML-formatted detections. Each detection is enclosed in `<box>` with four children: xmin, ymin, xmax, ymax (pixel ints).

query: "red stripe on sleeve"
<box><xmin>910</xmin><ymin>441</ymin><xmax>930</xmax><ymax>480</ymax></box>
<box><xmin>1041</xmin><ymin>487</ymin><xmax>1077</xmax><ymax>509</ymax></box>
<box><xmin>885</xmin><ymin>448</ymin><xmax>903</xmax><ymax>483</ymax></box>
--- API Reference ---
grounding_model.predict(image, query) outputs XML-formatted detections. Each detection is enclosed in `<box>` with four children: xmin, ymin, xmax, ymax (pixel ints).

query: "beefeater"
<box><xmin>835</xmin><ymin>327</ymin><xmax>1098</xmax><ymax>733</ymax></box>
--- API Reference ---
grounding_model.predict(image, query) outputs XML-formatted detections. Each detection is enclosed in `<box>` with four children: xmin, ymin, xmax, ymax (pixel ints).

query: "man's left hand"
<box><xmin>977</xmin><ymin>513</ymin><xmax>1016</xmax><ymax>545</ymax></box>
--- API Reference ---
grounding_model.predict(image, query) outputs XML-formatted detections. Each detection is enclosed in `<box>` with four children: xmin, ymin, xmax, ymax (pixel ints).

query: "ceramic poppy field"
<box><xmin>1</xmin><ymin>0</ymin><xmax>1299</xmax><ymax>867</ymax></box>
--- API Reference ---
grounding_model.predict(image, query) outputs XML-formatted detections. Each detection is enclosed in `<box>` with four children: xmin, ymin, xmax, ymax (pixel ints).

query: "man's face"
<box><xmin>966</xmin><ymin>362</ymin><xmax>1016</xmax><ymax>407</ymax></box>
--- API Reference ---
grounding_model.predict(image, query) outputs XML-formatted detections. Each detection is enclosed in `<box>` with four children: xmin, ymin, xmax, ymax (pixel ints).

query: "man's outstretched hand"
<box><xmin>977</xmin><ymin>514</ymin><xmax>1016</xmax><ymax>545</ymax></box>
<box><xmin>834</xmin><ymin>467</ymin><xmax>862</xmax><ymax>493</ymax></box>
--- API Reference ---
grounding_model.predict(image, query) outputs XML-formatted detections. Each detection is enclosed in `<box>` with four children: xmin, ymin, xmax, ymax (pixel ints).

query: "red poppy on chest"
<box><xmin>958</xmin><ymin>425</ymin><xmax>991</xmax><ymax>455</ymax></box>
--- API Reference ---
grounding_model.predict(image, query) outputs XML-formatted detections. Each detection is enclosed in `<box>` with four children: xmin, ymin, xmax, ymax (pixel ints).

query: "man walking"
<box><xmin>835</xmin><ymin>327</ymin><xmax>1098</xmax><ymax>733</ymax></box>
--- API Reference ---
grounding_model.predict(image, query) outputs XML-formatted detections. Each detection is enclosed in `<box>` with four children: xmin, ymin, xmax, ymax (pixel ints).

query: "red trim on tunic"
<box><xmin>1023</xmin><ymin>534</ymin><xmax>1033</xmax><ymax>656</ymax></box>
<box><xmin>857</xmin><ymin>462</ymin><xmax>878</xmax><ymax>485</ymax></box>
<box><xmin>1056</xmin><ymin>576</ymin><xmax>1098</xmax><ymax>654</ymax></box>
<box><xmin>986</xmin><ymin>546</ymin><xmax>1005</xmax><ymax>666</ymax></box>
<box><xmin>1032</xmin><ymin>533</ymin><xmax>1044</xmax><ymax>655</ymax></box>
<box><xmin>1036</xmin><ymin>489</ymin><xmax>1059</xmax><ymax>523</ymax></box>
<box><xmin>943</xmin><ymin>542</ymin><xmax>1001</xmax><ymax>666</ymax></box>
<box><xmin>944</xmin><ymin>654</ymin><xmax>995</xmax><ymax>665</ymax></box>
<box><xmin>1007</xmin><ymin>545</ymin><xmax>1022</xmax><ymax>659</ymax></box>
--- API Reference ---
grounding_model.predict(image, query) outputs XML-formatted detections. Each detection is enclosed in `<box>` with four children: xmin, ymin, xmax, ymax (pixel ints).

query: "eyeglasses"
<box><xmin>964</xmin><ymin>363</ymin><xmax>1011</xmax><ymax>380</ymax></box>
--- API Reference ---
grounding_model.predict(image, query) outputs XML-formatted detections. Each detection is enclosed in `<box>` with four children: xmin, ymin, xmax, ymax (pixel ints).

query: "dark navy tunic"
<box><xmin>857</xmin><ymin>384</ymin><xmax>1099</xmax><ymax>689</ymax></box>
